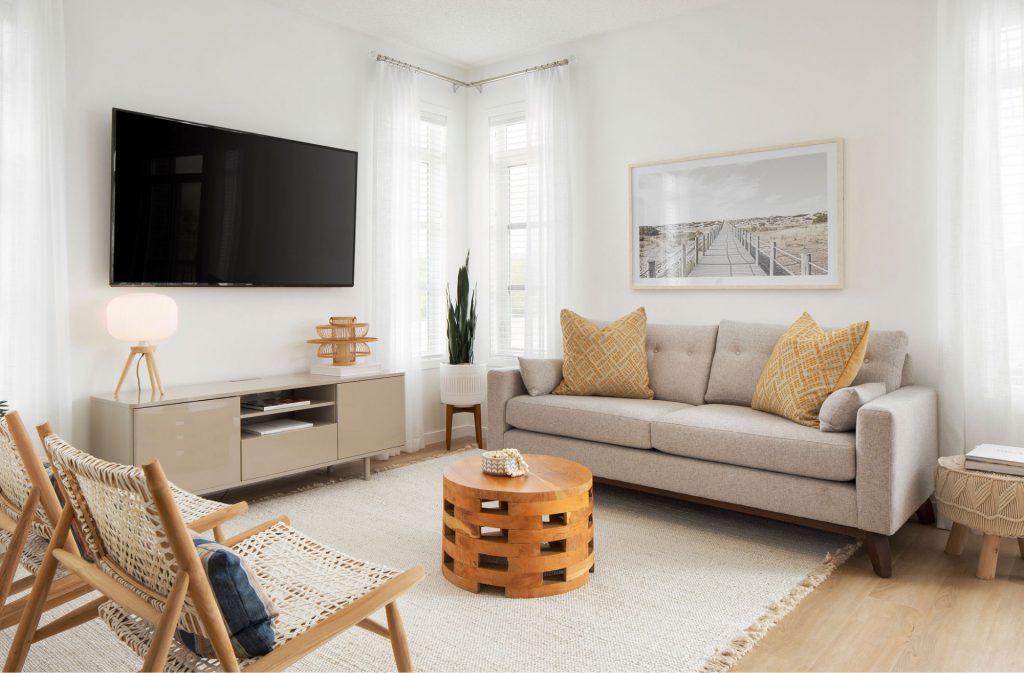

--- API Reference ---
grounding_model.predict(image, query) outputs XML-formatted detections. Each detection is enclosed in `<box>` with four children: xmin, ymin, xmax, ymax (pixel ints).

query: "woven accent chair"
<box><xmin>7</xmin><ymin>431</ymin><xmax>425</xmax><ymax>673</ymax></box>
<box><xmin>0</xmin><ymin>416</ymin><xmax>246</xmax><ymax>661</ymax></box>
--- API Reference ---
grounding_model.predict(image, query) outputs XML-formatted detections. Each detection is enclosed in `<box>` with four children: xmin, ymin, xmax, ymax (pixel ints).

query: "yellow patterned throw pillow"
<box><xmin>552</xmin><ymin>308</ymin><xmax>654</xmax><ymax>399</ymax></box>
<box><xmin>752</xmin><ymin>312</ymin><xmax>870</xmax><ymax>427</ymax></box>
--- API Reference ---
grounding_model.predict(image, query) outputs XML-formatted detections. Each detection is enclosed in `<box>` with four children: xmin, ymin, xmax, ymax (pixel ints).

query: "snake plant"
<box><xmin>0</xmin><ymin>401</ymin><xmax>7</xmax><ymax>419</ymax></box>
<box><xmin>446</xmin><ymin>251</ymin><xmax>478</xmax><ymax>364</ymax></box>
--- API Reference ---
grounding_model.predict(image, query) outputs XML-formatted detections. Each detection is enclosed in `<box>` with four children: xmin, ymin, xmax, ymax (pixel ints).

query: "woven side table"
<box><xmin>935</xmin><ymin>455</ymin><xmax>1024</xmax><ymax>579</ymax></box>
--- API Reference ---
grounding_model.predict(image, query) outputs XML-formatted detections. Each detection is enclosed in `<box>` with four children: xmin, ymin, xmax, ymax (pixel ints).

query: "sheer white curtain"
<box><xmin>523</xmin><ymin>66</ymin><xmax>572</xmax><ymax>358</ymax></box>
<box><xmin>939</xmin><ymin>0</ymin><xmax>1024</xmax><ymax>453</ymax></box>
<box><xmin>0</xmin><ymin>0</ymin><xmax>70</xmax><ymax>433</ymax></box>
<box><xmin>371</xmin><ymin>62</ymin><xmax>423</xmax><ymax>454</ymax></box>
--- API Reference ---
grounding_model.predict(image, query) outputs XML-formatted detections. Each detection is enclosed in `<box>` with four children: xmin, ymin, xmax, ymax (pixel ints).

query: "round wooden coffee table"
<box><xmin>441</xmin><ymin>454</ymin><xmax>594</xmax><ymax>598</ymax></box>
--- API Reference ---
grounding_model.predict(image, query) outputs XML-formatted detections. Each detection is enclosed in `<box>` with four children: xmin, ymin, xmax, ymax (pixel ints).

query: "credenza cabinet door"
<box><xmin>337</xmin><ymin>376</ymin><xmax>405</xmax><ymax>459</ymax></box>
<box><xmin>133</xmin><ymin>397</ymin><xmax>240</xmax><ymax>492</ymax></box>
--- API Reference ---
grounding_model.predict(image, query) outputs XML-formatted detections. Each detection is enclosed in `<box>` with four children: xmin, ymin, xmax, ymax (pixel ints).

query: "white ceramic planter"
<box><xmin>440</xmin><ymin>362</ymin><xmax>487</xmax><ymax>406</ymax></box>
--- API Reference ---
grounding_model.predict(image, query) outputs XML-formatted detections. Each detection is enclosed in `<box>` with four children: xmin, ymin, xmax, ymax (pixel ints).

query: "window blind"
<box><xmin>418</xmin><ymin>112</ymin><xmax>447</xmax><ymax>357</ymax></box>
<box><xmin>489</xmin><ymin>114</ymin><xmax>528</xmax><ymax>356</ymax></box>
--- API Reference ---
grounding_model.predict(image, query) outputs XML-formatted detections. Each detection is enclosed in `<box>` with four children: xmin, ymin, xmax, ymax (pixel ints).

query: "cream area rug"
<box><xmin>3</xmin><ymin>450</ymin><xmax>857</xmax><ymax>672</ymax></box>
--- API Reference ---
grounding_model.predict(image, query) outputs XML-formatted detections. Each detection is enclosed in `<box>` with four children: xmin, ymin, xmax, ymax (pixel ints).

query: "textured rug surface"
<box><xmin>3</xmin><ymin>450</ymin><xmax>855</xmax><ymax>672</ymax></box>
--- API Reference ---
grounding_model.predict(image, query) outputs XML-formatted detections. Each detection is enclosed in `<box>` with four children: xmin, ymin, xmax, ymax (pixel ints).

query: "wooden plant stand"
<box><xmin>441</xmin><ymin>454</ymin><xmax>594</xmax><ymax>598</ymax></box>
<box><xmin>445</xmin><ymin>404</ymin><xmax>482</xmax><ymax>450</ymax></box>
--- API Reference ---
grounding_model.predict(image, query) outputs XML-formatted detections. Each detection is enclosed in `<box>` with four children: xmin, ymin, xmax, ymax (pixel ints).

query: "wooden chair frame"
<box><xmin>7</xmin><ymin>444</ymin><xmax>424</xmax><ymax>673</ymax></box>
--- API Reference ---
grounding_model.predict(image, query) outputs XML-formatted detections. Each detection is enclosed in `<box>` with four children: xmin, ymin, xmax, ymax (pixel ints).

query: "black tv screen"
<box><xmin>110</xmin><ymin>109</ymin><xmax>357</xmax><ymax>286</ymax></box>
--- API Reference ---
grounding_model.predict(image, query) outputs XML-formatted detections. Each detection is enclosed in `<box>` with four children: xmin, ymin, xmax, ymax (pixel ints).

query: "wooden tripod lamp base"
<box><xmin>106</xmin><ymin>293</ymin><xmax>177</xmax><ymax>400</ymax></box>
<box><xmin>114</xmin><ymin>345</ymin><xmax>165</xmax><ymax>399</ymax></box>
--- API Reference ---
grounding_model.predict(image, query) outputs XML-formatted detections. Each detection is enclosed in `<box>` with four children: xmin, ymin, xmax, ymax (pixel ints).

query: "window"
<box><xmin>418</xmin><ymin>112</ymin><xmax>447</xmax><ymax>358</ymax></box>
<box><xmin>489</xmin><ymin>113</ymin><xmax>528</xmax><ymax>356</ymax></box>
<box><xmin>998</xmin><ymin>21</ymin><xmax>1024</xmax><ymax>400</ymax></box>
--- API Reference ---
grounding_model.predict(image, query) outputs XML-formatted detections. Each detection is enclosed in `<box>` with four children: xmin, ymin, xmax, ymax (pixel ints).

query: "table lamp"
<box><xmin>107</xmin><ymin>293</ymin><xmax>178</xmax><ymax>398</ymax></box>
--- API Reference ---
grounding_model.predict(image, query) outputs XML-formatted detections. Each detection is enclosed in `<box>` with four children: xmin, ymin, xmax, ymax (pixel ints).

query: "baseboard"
<box><xmin>423</xmin><ymin>424</ymin><xmax>487</xmax><ymax>447</ymax></box>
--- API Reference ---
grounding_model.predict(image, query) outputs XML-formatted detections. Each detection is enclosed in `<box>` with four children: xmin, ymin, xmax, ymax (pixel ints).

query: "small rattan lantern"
<box><xmin>307</xmin><ymin>316</ymin><xmax>378</xmax><ymax>366</ymax></box>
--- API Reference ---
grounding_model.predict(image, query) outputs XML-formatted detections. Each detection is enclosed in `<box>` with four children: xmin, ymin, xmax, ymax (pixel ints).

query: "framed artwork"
<box><xmin>629</xmin><ymin>139</ymin><xmax>843</xmax><ymax>289</ymax></box>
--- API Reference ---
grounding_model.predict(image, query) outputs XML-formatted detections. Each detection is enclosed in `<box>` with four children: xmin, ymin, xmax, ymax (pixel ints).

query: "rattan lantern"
<box><xmin>307</xmin><ymin>316</ymin><xmax>377</xmax><ymax>366</ymax></box>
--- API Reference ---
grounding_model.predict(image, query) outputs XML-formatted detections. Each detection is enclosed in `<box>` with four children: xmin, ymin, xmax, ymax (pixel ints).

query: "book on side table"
<box><xmin>965</xmin><ymin>444</ymin><xmax>1024</xmax><ymax>476</ymax></box>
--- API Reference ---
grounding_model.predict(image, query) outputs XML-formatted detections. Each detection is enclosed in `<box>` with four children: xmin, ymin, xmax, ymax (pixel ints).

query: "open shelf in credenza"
<box><xmin>239</xmin><ymin>400</ymin><xmax>335</xmax><ymax>420</ymax></box>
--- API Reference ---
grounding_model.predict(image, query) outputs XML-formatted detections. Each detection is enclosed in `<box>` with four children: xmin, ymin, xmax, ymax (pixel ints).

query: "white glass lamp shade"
<box><xmin>106</xmin><ymin>293</ymin><xmax>178</xmax><ymax>343</ymax></box>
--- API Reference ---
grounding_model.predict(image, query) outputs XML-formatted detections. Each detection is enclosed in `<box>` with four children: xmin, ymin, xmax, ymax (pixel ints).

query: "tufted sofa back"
<box><xmin>595</xmin><ymin>319</ymin><xmax>911</xmax><ymax>407</ymax></box>
<box><xmin>644</xmin><ymin>324</ymin><xmax>719</xmax><ymax>405</ymax></box>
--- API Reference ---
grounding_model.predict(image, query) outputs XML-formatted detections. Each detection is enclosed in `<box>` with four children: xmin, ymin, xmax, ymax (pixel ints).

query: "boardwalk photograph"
<box><xmin>630</xmin><ymin>140</ymin><xmax>842</xmax><ymax>289</ymax></box>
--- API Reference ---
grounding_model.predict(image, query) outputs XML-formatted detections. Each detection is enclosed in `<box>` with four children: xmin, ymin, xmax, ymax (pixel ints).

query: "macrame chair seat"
<box><xmin>6</xmin><ymin>431</ymin><xmax>424</xmax><ymax>673</ymax></box>
<box><xmin>97</xmin><ymin>522</ymin><xmax>404</xmax><ymax>672</ymax></box>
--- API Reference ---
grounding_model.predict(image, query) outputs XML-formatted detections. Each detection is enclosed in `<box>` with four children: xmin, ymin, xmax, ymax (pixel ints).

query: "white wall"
<box><xmin>63</xmin><ymin>0</ymin><xmax>469</xmax><ymax>445</ymax></box>
<box><xmin>63</xmin><ymin>0</ymin><xmax>940</xmax><ymax>446</ymax></box>
<box><xmin>467</xmin><ymin>0</ymin><xmax>939</xmax><ymax>387</ymax></box>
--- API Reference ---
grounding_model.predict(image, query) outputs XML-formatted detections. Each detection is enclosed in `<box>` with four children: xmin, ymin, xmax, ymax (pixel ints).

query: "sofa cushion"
<box><xmin>518</xmin><ymin>357</ymin><xmax>563</xmax><ymax>396</ymax></box>
<box><xmin>650</xmin><ymin>404</ymin><xmax>856</xmax><ymax>481</ymax></box>
<box><xmin>705</xmin><ymin>320</ymin><xmax>909</xmax><ymax>406</ymax></box>
<box><xmin>506</xmin><ymin>395</ymin><xmax>689</xmax><ymax>449</ymax></box>
<box><xmin>852</xmin><ymin>329</ymin><xmax>909</xmax><ymax>393</ymax></box>
<box><xmin>645</xmin><ymin>324</ymin><xmax>719</xmax><ymax>406</ymax></box>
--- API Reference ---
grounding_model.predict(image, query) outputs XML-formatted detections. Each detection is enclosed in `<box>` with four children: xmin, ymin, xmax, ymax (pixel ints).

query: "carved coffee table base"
<box><xmin>441</xmin><ymin>454</ymin><xmax>594</xmax><ymax>598</ymax></box>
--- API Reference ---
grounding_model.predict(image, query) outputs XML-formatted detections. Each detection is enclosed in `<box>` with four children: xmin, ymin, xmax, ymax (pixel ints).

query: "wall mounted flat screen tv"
<box><xmin>110</xmin><ymin>109</ymin><xmax>357</xmax><ymax>286</ymax></box>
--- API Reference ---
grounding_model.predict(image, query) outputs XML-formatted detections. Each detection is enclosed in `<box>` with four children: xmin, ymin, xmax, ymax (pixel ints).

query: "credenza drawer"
<box><xmin>133</xmin><ymin>397</ymin><xmax>240</xmax><ymax>493</ymax></box>
<box><xmin>241</xmin><ymin>424</ymin><xmax>337</xmax><ymax>481</ymax></box>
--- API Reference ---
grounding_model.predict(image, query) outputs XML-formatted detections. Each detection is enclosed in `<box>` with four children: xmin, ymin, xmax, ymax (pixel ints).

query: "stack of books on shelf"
<box><xmin>964</xmin><ymin>444</ymin><xmax>1024</xmax><ymax>477</ymax></box>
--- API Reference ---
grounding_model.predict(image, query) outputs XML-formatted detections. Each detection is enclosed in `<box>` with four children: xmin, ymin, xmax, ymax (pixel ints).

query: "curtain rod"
<box><xmin>372</xmin><ymin>53</ymin><xmax>568</xmax><ymax>92</ymax></box>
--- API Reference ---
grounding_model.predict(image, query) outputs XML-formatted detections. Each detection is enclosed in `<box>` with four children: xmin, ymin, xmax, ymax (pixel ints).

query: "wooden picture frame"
<box><xmin>629</xmin><ymin>139</ymin><xmax>844</xmax><ymax>290</ymax></box>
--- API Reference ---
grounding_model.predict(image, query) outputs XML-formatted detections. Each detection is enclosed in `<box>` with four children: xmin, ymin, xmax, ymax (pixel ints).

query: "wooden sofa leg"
<box><xmin>865</xmin><ymin>533</ymin><xmax>892</xmax><ymax>578</ymax></box>
<box><xmin>916</xmin><ymin>498</ymin><xmax>936</xmax><ymax>525</ymax></box>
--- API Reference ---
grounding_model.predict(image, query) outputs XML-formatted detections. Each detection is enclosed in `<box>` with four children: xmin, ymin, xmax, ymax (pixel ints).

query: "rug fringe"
<box><xmin>698</xmin><ymin>540</ymin><xmax>862</xmax><ymax>673</ymax></box>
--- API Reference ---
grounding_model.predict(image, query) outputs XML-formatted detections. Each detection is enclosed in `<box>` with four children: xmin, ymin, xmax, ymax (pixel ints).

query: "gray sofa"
<box><xmin>487</xmin><ymin>320</ymin><xmax>939</xmax><ymax>578</ymax></box>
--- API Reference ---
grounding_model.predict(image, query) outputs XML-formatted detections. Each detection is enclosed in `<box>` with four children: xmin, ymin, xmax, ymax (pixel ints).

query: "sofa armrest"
<box><xmin>487</xmin><ymin>368</ymin><xmax>527</xmax><ymax>451</ymax></box>
<box><xmin>855</xmin><ymin>385</ymin><xmax>938</xmax><ymax>535</ymax></box>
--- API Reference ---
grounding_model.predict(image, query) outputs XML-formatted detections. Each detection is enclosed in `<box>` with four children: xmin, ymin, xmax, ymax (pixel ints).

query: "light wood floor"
<box><xmin>735</xmin><ymin>520</ymin><xmax>1024</xmax><ymax>672</ymax></box>
<box><xmin>224</xmin><ymin>445</ymin><xmax>1024</xmax><ymax>671</ymax></box>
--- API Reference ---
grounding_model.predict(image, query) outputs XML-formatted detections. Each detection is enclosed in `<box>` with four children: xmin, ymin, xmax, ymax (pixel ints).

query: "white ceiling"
<box><xmin>270</xmin><ymin>0</ymin><xmax>719</xmax><ymax>69</ymax></box>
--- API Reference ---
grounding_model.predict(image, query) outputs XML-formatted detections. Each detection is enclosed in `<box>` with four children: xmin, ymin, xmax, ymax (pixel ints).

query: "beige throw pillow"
<box><xmin>818</xmin><ymin>382</ymin><xmax>887</xmax><ymax>432</ymax></box>
<box><xmin>553</xmin><ymin>308</ymin><xmax>654</xmax><ymax>399</ymax></box>
<box><xmin>518</xmin><ymin>358</ymin><xmax>563</xmax><ymax>396</ymax></box>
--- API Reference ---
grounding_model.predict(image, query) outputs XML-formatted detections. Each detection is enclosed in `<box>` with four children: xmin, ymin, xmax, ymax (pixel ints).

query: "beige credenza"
<box><xmin>90</xmin><ymin>372</ymin><xmax>405</xmax><ymax>494</ymax></box>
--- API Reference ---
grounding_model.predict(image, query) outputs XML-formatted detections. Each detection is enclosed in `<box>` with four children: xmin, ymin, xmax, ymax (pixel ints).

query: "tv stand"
<box><xmin>90</xmin><ymin>372</ymin><xmax>405</xmax><ymax>494</ymax></box>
